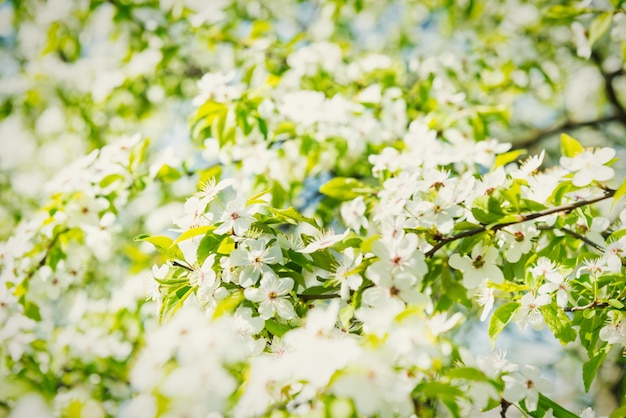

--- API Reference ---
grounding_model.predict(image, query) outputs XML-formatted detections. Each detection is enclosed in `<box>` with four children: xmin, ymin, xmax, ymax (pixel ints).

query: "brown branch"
<box><xmin>24</xmin><ymin>228</ymin><xmax>69</xmax><ymax>281</ymax></box>
<box><xmin>425</xmin><ymin>188</ymin><xmax>615</xmax><ymax>258</ymax></box>
<box><xmin>500</xmin><ymin>399</ymin><xmax>511</xmax><ymax>418</ymax></box>
<box><xmin>565</xmin><ymin>301</ymin><xmax>610</xmax><ymax>312</ymax></box>
<box><xmin>592</xmin><ymin>51</ymin><xmax>626</xmax><ymax>125</ymax></box>
<box><xmin>172</xmin><ymin>260</ymin><xmax>194</xmax><ymax>271</ymax></box>
<box><xmin>512</xmin><ymin>116</ymin><xmax>621</xmax><ymax>150</ymax></box>
<box><xmin>560</xmin><ymin>227</ymin><xmax>605</xmax><ymax>252</ymax></box>
<box><xmin>296</xmin><ymin>293</ymin><xmax>341</xmax><ymax>301</ymax></box>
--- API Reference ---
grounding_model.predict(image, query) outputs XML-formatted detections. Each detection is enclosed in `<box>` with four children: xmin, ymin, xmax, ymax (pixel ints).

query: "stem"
<box><xmin>172</xmin><ymin>260</ymin><xmax>194</xmax><ymax>271</ymax></box>
<box><xmin>296</xmin><ymin>293</ymin><xmax>341</xmax><ymax>301</ymax></box>
<box><xmin>592</xmin><ymin>51</ymin><xmax>626</xmax><ymax>125</ymax></box>
<box><xmin>559</xmin><ymin>227</ymin><xmax>605</xmax><ymax>252</ymax></box>
<box><xmin>512</xmin><ymin>116</ymin><xmax>622</xmax><ymax>150</ymax></box>
<box><xmin>565</xmin><ymin>301</ymin><xmax>610</xmax><ymax>312</ymax></box>
<box><xmin>426</xmin><ymin>188</ymin><xmax>615</xmax><ymax>258</ymax></box>
<box><xmin>24</xmin><ymin>228</ymin><xmax>69</xmax><ymax>281</ymax></box>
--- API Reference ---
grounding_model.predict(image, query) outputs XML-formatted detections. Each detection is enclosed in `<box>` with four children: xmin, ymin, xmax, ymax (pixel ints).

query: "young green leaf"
<box><xmin>588</xmin><ymin>12</ymin><xmax>613</xmax><ymax>48</ymax></box>
<box><xmin>319</xmin><ymin>177</ymin><xmax>375</xmax><ymax>201</ymax></box>
<box><xmin>561</xmin><ymin>133</ymin><xmax>584</xmax><ymax>158</ymax></box>
<box><xmin>583</xmin><ymin>348</ymin><xmax>608</xmax><ymax>392</ymax></box>
<box><xmin>488</xmin><ymin>302</ymin><xmax>520</xmax><ymax>345</ymax></box>
<box><xmin>540</xmin><ymin>303</ymin><xmax>577</xmax><ymax>345</ymax></box>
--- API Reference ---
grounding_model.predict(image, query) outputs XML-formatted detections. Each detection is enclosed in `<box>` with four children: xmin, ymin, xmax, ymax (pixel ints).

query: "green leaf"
<box><xmin>446</xmin><ymin>367</ymin><xmax>490</xmax><ymax>382</ymax></box>
<box><xmin>610</xmin><ymin>405</ymin><xmax>626</xmax><ymax>418</ymax></box>
<box><xmin>494</xmin><ymin>149</ymin><xmax>526</xmax><ymax>168</ymax></box>
<box><xmin>488</xmin><ymin>302</ymin><xmax>520</xmax><ymax>345</ymax></box>
<box><xmin>217</xmin><ymin>236</ymin><xmax>236</xmax><ymax>254</ymax></box>
<box><xmin>540</xmin><ymin>303</ymin><xmax>577</xmax><ymax>345</ymax></box>
<box><xmin>583</xmin><ymin>348</ymin><xmax>608</xmax><ymax>392</ymax></box>
<box><xmin>154</xmin><ymin>164</ymin><xmax>182</xmax><ymax>182</ymax></box>
<box><xmin>265</xmin><ymin>319</ymin><xmax>291</xmax><ymax>337</ymax></box>
<box><xmin>612</xmin><ymin>176</ymin><xmax>626</xmax><ymax>207</ymax></box>
<box><xmin>246</xmin><ymin>187</ymin><xmax>272</xmax><ymax>205</ymax></box>
<box><xmin>159</xmin><ymin>285</ymin><xmax>193</xmax><ymax>323</ymax></box>
<box><xmin>213</xmin><ymin>290</ymin><xmax>244</xmax><ymax>319</ymax></box>
<box><xmin>545</xmin><ymin>5</ymin><xmax>592</xmax><ymax>19</ymax></box>
<box><xmin>136</xmin><ymin>235</ymin><xmax>186</xmax><ymax>261</ymax></box>
<box><xmin>561</xmin><ymin>133</ymin><xmax>584</xmax><ymax>158</ymax></box>
<box><xmin>268</xmin><ymin>207</ymin><xmax>320</xmax><ymax>227</ymax></box>
<box><xmin>197</xmin><ymin>234</ymin><xmax>222</xmax><ymax>264</ymax></box>
<box><xmin>519</xmin><ymin>393</ymin><xmax>580</xmax><ymax>418</ymax></box>
<box><xmin>173</xmin><ymin>225</ymin><xmax>216</xmax><ymax>245</ymax></box>
<box><xmin>319</xmin><ymin>177</ymin><xmax>375</xmax><ymax>201</ymax></box>
<box><xmin>24</xmin><ymin>300</ymin><xmax>41</xmax><ymax>321</ymax></box>
<box><xmin>452</xmin><ymin>221</ymin><xmax>481</xmax><ymax>231</ymax></box>
<box><xmin>413</xmin><ymin>382</ymin><xmax>464</xmax><ymax>399</ymax></box>
<box><xmin>589</xmin><ymin>12</ymin><xmax>613</xmax><ymax>48</ymax></box>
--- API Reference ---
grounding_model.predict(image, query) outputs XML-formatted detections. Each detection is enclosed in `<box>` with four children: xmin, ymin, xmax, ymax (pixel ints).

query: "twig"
<box><xmin>592</xmin><ymin>51</ymin><xmax>626</xmax><ymax>125</ymax></box>
<box><xmin>425</xmin><ymin>189</ymin><xmax>615</xmax><ymax>258</ymax></box>
<box><xmin>559</xmin><ymin>227</ymin><xmax>605</xmax><ymax>252</ymax></box>
<box><xmin>24</xmin><ymin>228</ymin><xmax>69</xmax><ymax>281</ymax></box>
<box><xmin>565</xmin><ymin>301</ymin><xmax>610</xmax><ymax>312</ymax></box>
<box><xmin>297</xmin><ymin>293</ymin><xmax>341</xmax><ymax>301</ymax></box>
<box><xmin>500</xmin><ymin>398</ymin><xmax>511</xmax><ymax>418</ymax></box>
<box><xmin>512</xmin><ymin>116</ymin><xmax>621</xmax><ymax>150</ymax></box>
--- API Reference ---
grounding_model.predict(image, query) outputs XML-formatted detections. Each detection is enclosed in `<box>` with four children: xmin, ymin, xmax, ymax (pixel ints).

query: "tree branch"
<box><xmin>425</xmin><ymin>188</ymin><xmax>615</xmax><ymax>258</ymax></box>
<box><xmin>565</xmin><ymin>301</ymin><xmax>610</xmax><ymax>312</ymax></box>
<box><xmin>24</xmin><ymin>228</ymin><xmax>69</xmax><ymax>281</ymax></box>
<box><xmin>592</xmin><ymin>51</ymin><xmax>626</xmax><ymax>125</ymax></box>
<box><xmin>296</xmin><ymin>293</ymin><xmax>341</xmax><ymax>301</ymax></box>
<box><xmin>560</xmin><ymin>227</ymin><xmax>605</xmax><ymax>252</ymax></box>
<box><xmin>511</xmin><ymin>116</ymin><xmax>621</xmax><ymax>150</ymax></box>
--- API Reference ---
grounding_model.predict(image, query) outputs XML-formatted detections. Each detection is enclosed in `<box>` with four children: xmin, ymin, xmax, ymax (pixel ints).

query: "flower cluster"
<box><xmin>2</xmin><ymin>0</ymin><xmax>626</xmax><ymax>417</ymax></box>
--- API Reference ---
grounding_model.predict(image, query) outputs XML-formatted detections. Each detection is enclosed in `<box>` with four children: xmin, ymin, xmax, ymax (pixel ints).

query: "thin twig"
<box><xmin>512</xmin><ymin>116</ymin><xmax>621</xmax><ymax>150</ymax></box>
<box><xmin>296</xmin><ymin>293</ymin><xmax>341</xmax><ymax>301</ymax></box>
<box><xmin>24</xmin><ymin>228</ymin><xmax>69</xmax><ymax>281</ymax></box>
<box><xmin>560</xmin><ymin>227</ymin><xmax>605</xmax><ymax>252</ymax></box>
<box><xmin>592</xmin><ymin>51</ymin><xmax>626</xmax><ymax>125</ymax></box>
<box><xmin>425</xmin><ymin>189</ymin><xmax>615</xmax><ymax>258</ymax></box>
<box><xmin>565</xmin><ymin>301</ymin><xmax>610</xmax><ymax>312</ymax></box>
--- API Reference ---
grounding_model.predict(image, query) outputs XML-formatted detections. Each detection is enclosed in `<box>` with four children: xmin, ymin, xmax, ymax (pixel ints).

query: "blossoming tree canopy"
<box><xmin>2</xmin><ymin>0</ymin><xmax>626</xmax><ymax>417</ymax></box>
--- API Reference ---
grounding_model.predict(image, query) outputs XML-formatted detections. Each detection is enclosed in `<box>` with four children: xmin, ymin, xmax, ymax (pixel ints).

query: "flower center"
<box><xmin>268</xmin><ymin>291</ymin><xmax>278</xmax><ymax>300</ymax></box>
<box><xmin>472</xmin><ymin>255</ymin><xmax>485</xmax><ymax>269</ymax></box>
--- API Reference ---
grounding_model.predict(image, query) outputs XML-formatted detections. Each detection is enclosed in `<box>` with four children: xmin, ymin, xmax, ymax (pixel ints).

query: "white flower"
<box><xmin>244</xmin><ymin>273</ymin><xmax>295</xmax><ymax>320</ymax></box>
<box><xmin>502</xmin><ymin>365</ymin><xmax>553</xmax><ymax>412</ymax></box>
<box><xmin>300</xmin><ymin>228</ymin><xmax>348</xmax><ymax>253</ymax></box>
<box><xmin>361</xmin><ymin>272</ymin><xmax>427</xmax><ymax>312</ymax></box>
<box><xmin>332</xmin><ymin>248</ymin><xmax>363</xmax><ymax>300</ymax></box>
<box><xmin>214</xmin><ymin>197</ymin><xmax>257</xmax><ymax>236</ymax></box>
<box><xmin>560</xmin><ymin>147</ymin><xmax>615</xmax><ymax>187</ymax></box>
<box><xmin>530</xmin><ymin>257</ymin><xmax>562</xmax><ymax>282</ymax></box>
<box><xmin>199</xmin><ymin>177</ymin><xmax>234</xmax><ymax>205</ymax></box>
<box><xmin>499</xmin><ymin>224</ymin><xmax>538</xmax><ymax>263</ymax></box>
<box><xmin>369</xmin><ymin>147</ymin><xmax>401</xmax><ymax>176</ymax></box>
<box><xmin>341</xmin><ymin>196</ymin><xmax>369</xmax><ymax>231</ymax></box>
<box><xmin>174</xmin><ymin>196</ymin><xmax>211</xmax><ymax>230</ymax></box>
<box><xmin>572</xmin><ymin>21</ymin><xmax>591</xmax><ymax>59</ymax></box>
<box><xmin>448</xmin><ymin>245</ymin><xmax>504</xmax><ymax>289</ymax></box>
<box><xmin>366</xmin><ymin>233</ymin><xmax>427</xmax><ymax>285</ymax></box>
<box><xmin>189</xmin><ymin>254</ymin><xmax>217</xmax><ymax>290</ymax></box>
<box><xmin>603</xmin><ymin>237</ymin><xmax>626</xmax><ymax>273</ymax></box>
<box><xmin>476</xmin><ymin>280</ymin><xmax>496</xmax><ymax>321</ymax></box>
<box><xmin>515</xmin><ymin>293</ymin><xmax>550</xmax><ymax>331</ymax></box>
<box><xmin>599</xmin><ymin>311</ymin><xmax>626</xmax><ymax>345</ymax></box>
<box><xmin>230</xmin><ymin>239</ymin><xmax>283</xmax><ymax>287</ymax></box>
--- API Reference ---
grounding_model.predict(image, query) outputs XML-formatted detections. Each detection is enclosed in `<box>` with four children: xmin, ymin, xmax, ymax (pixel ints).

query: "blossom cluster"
<box><xmin>2</xmin><ymin>0</ymin><xmax>626</xmax><ymax>417</ymax></box>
